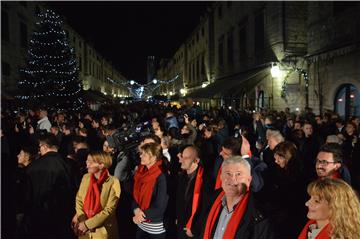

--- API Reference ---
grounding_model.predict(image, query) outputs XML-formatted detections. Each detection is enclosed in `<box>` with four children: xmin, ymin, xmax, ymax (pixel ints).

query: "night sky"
<box><xmin>48</xmin><ymin>1</ymin><xmax>210</xmax><ymax>83</ymax></box>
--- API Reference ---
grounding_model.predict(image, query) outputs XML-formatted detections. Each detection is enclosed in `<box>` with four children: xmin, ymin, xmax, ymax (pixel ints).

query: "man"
<box><xmin>334</xmin><ymin>119</ymin><xmax>346</xmax><ymax>135</ymax></box>
<box><xmin>300</xmin><ymin>121</ymin><xmax>323</xmax><ymax>181</ymax></box>
<box><xmin>37</xmin><ymin>108</ymin><xmax>52</xmax><ymax>132</ymax></box>
<box><xmin>315</xmin><ymin>143</ymin><xmax>351</xmax><ymax>185</ymax></box>
<box><xmin>202</xmin><ymin>156</ymin><xmax>274</xmax><ymax>238</ymax></box>
<box><xmin>213</xmin><ymin>137</ymin><xmax>241</xmax><ymax>190</ymax></box>
<box><xmin>176</xmin><ymin>145</ymin><xmax>210</xmax><ymax>238</ymax></box>
<box><xmin>59</xmin><ymin>122</ymin><xmax>76</xmax><ymax>159</ymax></box>
<box><xmin>214</xmin><ymin>137</ymin><xmax>265</xmax><ymax>192</ymax></box>
<box><xmin>24</xmin><ymin>133</ymin><xmax>75</xmax><ymax>239</ymax></box>
<box><xmin>262</xmin><ymin>129</ymin><xmax>284</xmax><ymax>170</ymax></box>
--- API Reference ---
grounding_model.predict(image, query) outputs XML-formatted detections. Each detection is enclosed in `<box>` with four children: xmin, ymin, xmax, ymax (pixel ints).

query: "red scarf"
<box><xmin>214</xmin><ymin>166</ymin><xmax>222</xmax><ymax>190</ymax></box>
<box><xmin>203</xmin><ymin>190</ymin><xmax>250</xmax><ymax>239</ymax></box>
<box><xmin>133</xmin><ymin>160</ymin><xmax>163</xmax><ymax>210</ymax></box>
<box><xmin>318</xmin><ymin>171</ymin><xmax>341</xmax><ymax>181</ymax></box>
<box><xmin>83</xmin><ymin>169</ymin><xmax>109</xmax><ymax>218</ymax></box>
<box><xmin>186</xmin><ymin>166</ymin><xmax>204</xmax><ymax>230</ymax></box>
<box><xmin>331</xmin><ymin>171</ymin><xmax>341</xmax><ymax>179</ymax></box>
<box><xmin>298</xmin><ymin>220</ymin><xmax>331</xmax><ymax>239</ymax></box>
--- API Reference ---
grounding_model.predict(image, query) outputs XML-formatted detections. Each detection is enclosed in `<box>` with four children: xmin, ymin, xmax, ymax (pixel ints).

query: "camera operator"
<box><xmin>171</xmin><ymin>114</ymin><xmax>198</xmax><ymax>147</ymax></box>
<box><xmin>102</xmin><ymin>124</ymin><xmax>131</xmax><ymax>183</ymax></box>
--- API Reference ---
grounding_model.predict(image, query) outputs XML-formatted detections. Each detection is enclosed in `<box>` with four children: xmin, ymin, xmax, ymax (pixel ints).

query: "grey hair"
<box><xmin>268</xmin><ymin>130</ymin><xmax>284</xmax><ymax>143</ymax></box>
<box><xmin>222</xmin><ymin>155</ymin><xmax>251</xmax><ymax>175</ymax></box>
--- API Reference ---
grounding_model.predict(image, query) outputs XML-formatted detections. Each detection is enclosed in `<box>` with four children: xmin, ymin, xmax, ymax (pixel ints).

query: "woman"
<box><xmin>72</xmin><ymin>151</ymin><xmax>121</xmax><ymax>239</ymax></box>
<box><xmin>273</xmin><ymin>141</ymin><xmax>304</xmax><ymax>178</ymax></box>
<box><xmin>257</xmin><ymin>141</ymin><xmax>307</xmax><ymax>239</ymax></box>
<box><xmin>132</xmin><ymin>142</ymin><xmax>169</xmax><ymax>239</ymax></box>
<box><xmin>298</xmin><ymin>178</ymin><xmax>360</xmax><ymax>239</ymax></box>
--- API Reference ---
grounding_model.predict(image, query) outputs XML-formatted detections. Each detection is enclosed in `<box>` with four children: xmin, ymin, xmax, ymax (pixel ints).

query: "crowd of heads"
<box><xmin>2</xmin><ymin>100</ymin><xmax>360</xmax><ymax>239</ymax></box>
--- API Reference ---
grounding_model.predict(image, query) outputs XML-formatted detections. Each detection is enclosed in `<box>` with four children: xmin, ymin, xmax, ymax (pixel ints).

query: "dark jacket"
<box><xmin>176</xmin><ymin>166</ymin><xmax>212</xmax><ymax>238</ymax></box>
<box><xmin>200</xmin><ymin>189</ymin><xmax>275</xmax><ymax>239</ymax></box>
<box><xmin>255</xmin><ymin>165</ymin><xmax>308</xmax><ymax>239</ymax></box>
<box><xmin>132</xmin><ymin>173</ymin><xmax>169</xmax><ymax>223</ymax></box>
<box><xmin>199</xmin><ymin>136</ymin><xmax>220</xmax><ymax>175</ymax></box>
<box><xmin>24</xmin><ymin>151</ymin><xmax>75</xmax><ymax>239</ymax></box>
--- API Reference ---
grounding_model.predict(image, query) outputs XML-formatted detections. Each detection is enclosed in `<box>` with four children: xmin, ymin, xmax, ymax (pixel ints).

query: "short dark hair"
<box><xmin>222</xmin><ymin>137</ymin><xmax>242</xmax><ymax>156</ymax></box>
<box><xmin>63</xmin><ymin>122</ymin><xmax>75</xmax><ymax>132</ymax></box>
<box><xmin>21</xmin><ymin>144</ymin><xmax>38</xmax><ymax>161</ymax></box>
<box><xmin>72</xmin><ymin>135</ymin><xmax>89</xmax><ymax>146</ymax></box>
<box><xmin>38</xmin><ymin>133</ymin><xmax>59</xmax><ymax>149</ymax></box>
<box><xmin>318</xmin><ymin>143</ymin><xmax>343</xmax><ymax>163</ymax></box>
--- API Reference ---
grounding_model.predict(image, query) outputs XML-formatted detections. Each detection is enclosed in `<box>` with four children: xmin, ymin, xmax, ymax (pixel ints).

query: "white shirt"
<box><xmin>162</xmin><ymin>148</ymin><xmax>171</xmax><ymax>162</ymax></box>
<box><xmin>37</xmin><ymin>116</ymin><xmax>52</xmax><ymax>132</ymax></box>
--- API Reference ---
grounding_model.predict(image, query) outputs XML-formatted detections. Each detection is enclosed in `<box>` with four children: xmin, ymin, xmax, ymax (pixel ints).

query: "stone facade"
<box><xmin>306</xmin><ymin>2</ymin><xmax>360</xmax><ymax>118</ymax></box>
<box><xmin>155</xmin><ymin>12</ymin><xmax>212</xmax><ymax>98</ymax></box>
<box><xmin>156</xmin><ymin>1</ymin><xmax>359</xmax><ymax>118</ymax></box>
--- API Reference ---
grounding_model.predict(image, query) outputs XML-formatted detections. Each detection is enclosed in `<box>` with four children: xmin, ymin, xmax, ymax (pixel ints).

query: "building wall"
<box><xmin>184</xmin><ymin>15</ymin><xmax>210</xmax><ymax>90</ymax></box>
<box><xmin>1</xmin><ymin>2</ymin><xmax>44</xmax><ymax>92</ymax></box>
<box><xmin>307</xmin><ymin>2</ymin><xmax>360</xmax><ymax>116</ymax></box>
<box><xmin>1</xmin><ymin>2</ymin><xmax>129</xmax><ymax>98</ymax></box>
<box><xmin>208</xmin><ymin>1</ymin><xmax>308</xmax><ymax>110</ymax></box>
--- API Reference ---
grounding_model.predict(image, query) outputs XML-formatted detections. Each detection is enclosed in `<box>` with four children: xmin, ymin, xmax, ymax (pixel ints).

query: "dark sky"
<box><xmin>47</xmin><ymin>1</ymin><xmax>210</xmax><ymax>83</ymax></box>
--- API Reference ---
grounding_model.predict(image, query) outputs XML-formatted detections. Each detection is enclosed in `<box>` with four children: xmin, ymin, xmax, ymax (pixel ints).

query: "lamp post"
<box><xmin>270</xmin><ymin>62</ymin><xmax>283</xmax><ymax>108</ymax></box>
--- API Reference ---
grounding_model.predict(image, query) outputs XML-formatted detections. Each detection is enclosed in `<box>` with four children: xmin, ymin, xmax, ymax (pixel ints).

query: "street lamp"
<box><xmin>180</xmin><ymin>88</ymin><xmax>187</xmax><ymax>95</ymax></box>
<box><xmin>271</xmin><ymin>63</ymin><xmax>282</xmax><ymax>78</ymax></box>
<box><xmin>201</xmin><ymin>82</ymin><xmax>209</xmax><ymax>88</ymax></box>
<box><xmin>152</xmin><ymin>79</ymin><xmax>158</xmax><ymax>84</ymax></box>
<box><xmin>130</xmin><ymin>80</ymin><xmax>135</xmax><ymax>85</ymax></box>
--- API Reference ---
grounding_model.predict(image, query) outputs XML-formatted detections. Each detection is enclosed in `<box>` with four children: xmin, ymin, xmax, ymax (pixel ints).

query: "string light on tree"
<box><xmin>17</xmin><ymin>9</ymin><xmax>84</xmax><ymax>111</ymax></box>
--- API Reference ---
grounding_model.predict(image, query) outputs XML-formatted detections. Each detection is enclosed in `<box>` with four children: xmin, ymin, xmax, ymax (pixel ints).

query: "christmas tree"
<box><xmin>18</xmin><ymin>9</ymin><xmax>83</xmax><ymax>111</ymax></box>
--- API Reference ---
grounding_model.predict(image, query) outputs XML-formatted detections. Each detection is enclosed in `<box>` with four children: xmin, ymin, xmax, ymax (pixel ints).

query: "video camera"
<box><xmin>106</xmin><ymin>121</ymin><xmax>152</xmax><ymax>153</ymax></box>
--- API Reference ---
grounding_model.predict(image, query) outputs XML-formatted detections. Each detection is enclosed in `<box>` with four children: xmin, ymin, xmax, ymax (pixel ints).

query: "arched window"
<box><xmin>334</xmin><ymin>84</ymin><xmax>360</xmax><ymax>120</ymax></box>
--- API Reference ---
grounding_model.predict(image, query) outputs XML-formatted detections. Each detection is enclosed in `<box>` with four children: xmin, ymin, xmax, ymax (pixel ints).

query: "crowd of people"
<box><xmin>1</xmin><ymin>99</ymin><xmax>360</xmax><ymax>239</ymax></box>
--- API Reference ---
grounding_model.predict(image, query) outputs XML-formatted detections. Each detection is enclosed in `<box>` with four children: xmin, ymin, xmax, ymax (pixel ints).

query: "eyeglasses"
<box><xmin>316</xmin><ymin>159</ymin><xmax>337</xmax><ymax>166</ymax></box>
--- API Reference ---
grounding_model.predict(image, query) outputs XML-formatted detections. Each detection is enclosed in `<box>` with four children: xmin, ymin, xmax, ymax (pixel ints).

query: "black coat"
<box><xmin>199</xmin><ymin>136</ymin><xmax>220</xmax><ymax>175</ymax></box>
<box><xmin>255</xmin><ymin>165</ymin><xmax>308</xmax><ymax>239</ymax></box>
<box><xmin>175</xmin><ymin>167</ymin><xmax>212</xmax><ymax>238</ymax></box>
<box><xmin>200</xmin><ymin>189</ymin><xmax>275</xmax><ymax>239</ymax></box>
<box><xmin>24</xmin><ymin>151</ymin><xmax>76</xmax><ymax>239</ymax></box>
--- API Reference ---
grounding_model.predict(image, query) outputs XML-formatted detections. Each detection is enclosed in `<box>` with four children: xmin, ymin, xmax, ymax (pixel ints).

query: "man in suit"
<box><xmin>24</xmin><ymin>133</ymin><xmax>75</xmax><ymax>239</ymax></box>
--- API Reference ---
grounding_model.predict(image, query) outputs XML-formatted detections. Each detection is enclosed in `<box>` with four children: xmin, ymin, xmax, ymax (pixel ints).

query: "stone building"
<box><xmin>187</xmin><ymin>1</ymin><xmax>309</xmax><ymax>111</ymax></box>
<box><xmin>1</xmin><ymin>2</ymin><xmax>129</xmax><ymax>99</ymax></box>
<box><xmin>305</xmin><ymin>2</ymin><xmax>360</xmax><ymax>119</ymax></box>
<box><xmin>156</xmin><ymin>1</ymin><xmax>360</xmax><ymax>119</ymax></box>
<box><xmin>155</xmin><ymin>11</ymin><xmax>213</xmax><ymax>106</ymax></box>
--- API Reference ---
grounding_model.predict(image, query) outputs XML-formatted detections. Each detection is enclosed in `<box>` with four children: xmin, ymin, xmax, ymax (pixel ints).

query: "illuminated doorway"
<box><xmin>334</xmin><ymin>84</ymin><xmax>360</xmax><ymax>120</ymax></box>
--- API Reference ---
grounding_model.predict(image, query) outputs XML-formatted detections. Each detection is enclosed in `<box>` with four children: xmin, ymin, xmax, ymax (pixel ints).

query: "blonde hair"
<box><xmin>307</xmin><ymin>178</ymin><xmax>360</xmax><ymax>238</ymax></box>
<box><xmin>88</xmin><ymin>151</ymin><xmax>113</xmax><ymax>169</ymax></box>
<box><xmin>140</xmin><ymin>142</ymin><xmax>163</xmax><ymax>160</ymax></box>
